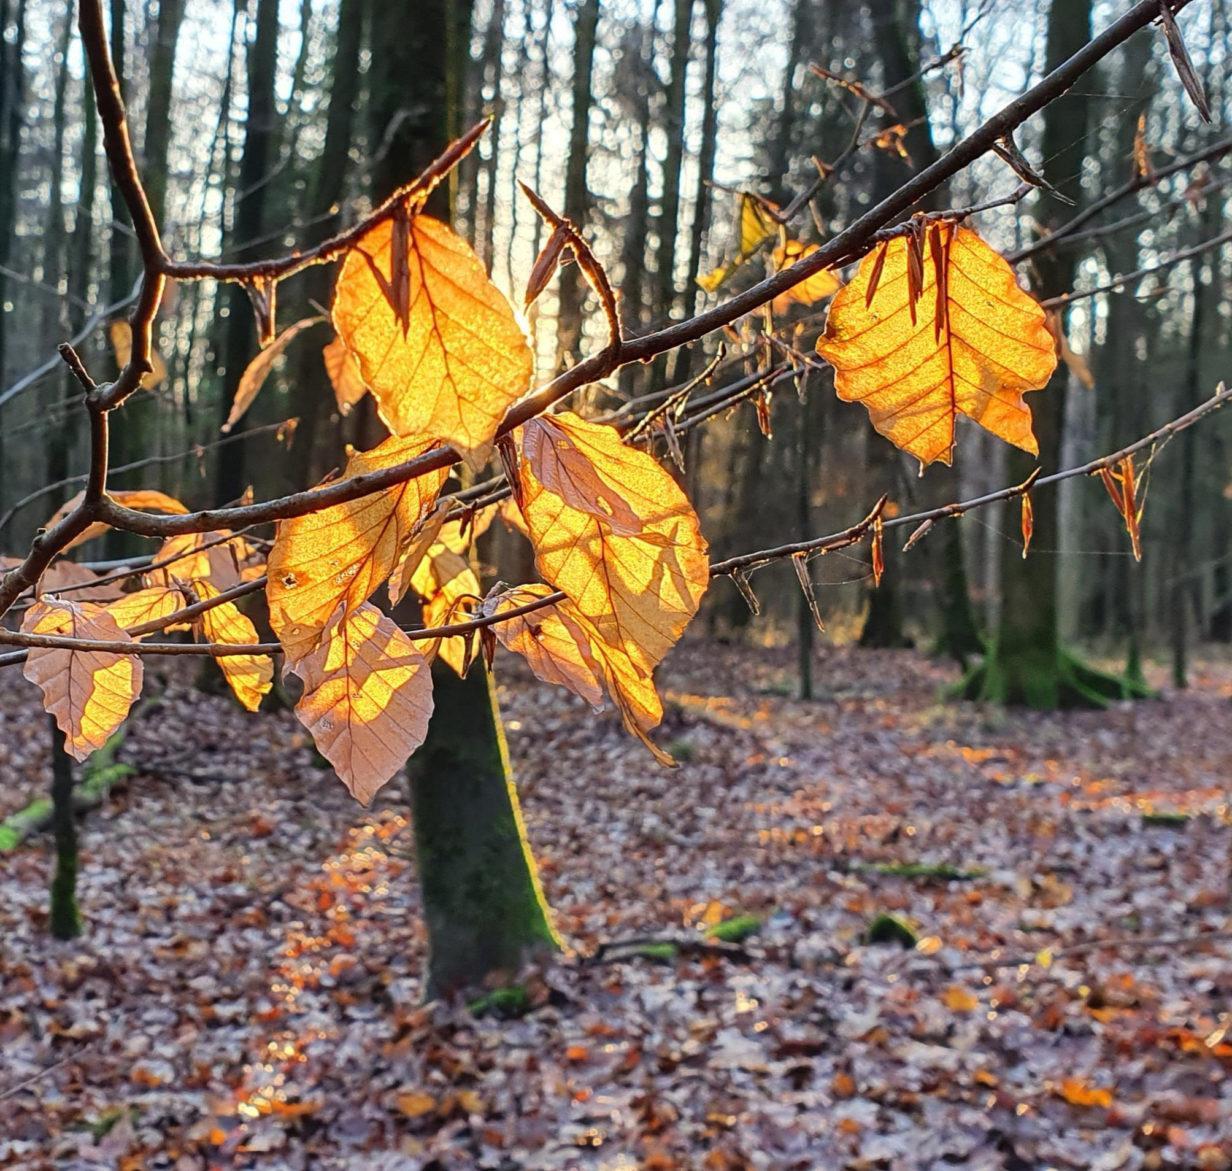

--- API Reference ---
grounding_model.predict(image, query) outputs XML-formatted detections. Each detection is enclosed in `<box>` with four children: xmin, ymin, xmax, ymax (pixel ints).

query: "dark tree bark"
<box><xmin>48</xmin><ymin>719</ymin><xmax>81</xmax><ymax>940</ymax></box>
<box><xmin>285</xmin><ymin>0</ymin><xmax>362</xmax><ymax>489</ymax></box>
<box><xmin>366</xmin><ymin>0</ymin><xmax>559</xmax><ymax>998</ymax></box>
<box><xmin>555</xmin><ymin>0</ymin><xmax>599</xmax><ymax>367</ymax></box>
<box><xmin>214</xmin><ymin>0</ymin><xmax>281</xmax><ymax>505</ymax></box>
<box><xmin>0</xmin><ymin>0</ymin><xmax>29</xmax><ymax>386</ymax></box>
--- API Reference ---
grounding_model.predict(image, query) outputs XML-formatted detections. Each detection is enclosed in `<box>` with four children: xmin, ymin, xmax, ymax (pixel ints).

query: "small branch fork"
<box><xmin>2</xmin><ymin>381</ymin><xmax>1226</xmax><ymax>666</ymax></box>
<box><xmin>0</xmin><ymin>0</ymin><xmax>1207</xmax><ymax>635</ymax></box>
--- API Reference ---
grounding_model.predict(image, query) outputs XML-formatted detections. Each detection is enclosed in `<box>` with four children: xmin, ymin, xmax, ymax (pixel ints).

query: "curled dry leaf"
<box><xmin>21</xmin><ymin>598</ymin><xmax>143</xmax><ymax>760</ymax></box>
<box><xmin>488</xmin><ymin>584</ymin><xmax>672</xmax><ymax>765</ymax></box>
<box><xmin>817</xmin><ymin>224</ymin><xmax>1057</xmax><ymax>468</ymax></box>
<box><xmin>194</xmin><ymin>581</ymin><xmax>273</xmax><ymax>712</ymax></box>
<box><xmin>293</xmin><ymin>603</ymin><xmax>434</xmax><ymax>804</ymax></box>
<box><xmin>222</xmin><ymin>316</ymin><xmax>323</xmax><ymax>433</ymax></box>
<box><xmin>321</xmin><ymin>335</ymin><xmax>367</xmax><ymax>416</ymax></box>
<box><xmin>514</xmin><ymin>412</ymin><xmax>710</xmax><ymax>676</ymax></box>
<box><xmin>1020</xmin><ymin>492</ymin><xmax>1035</xmax><ymax>559</ymax></box>
<box><xmin>267</xmin><ymin>435</ymin><xmax>447</xmax><ymax>662</ymax></box>
<box><xmin>331</xmin><ymin>216</ymin><xmax>533</xmax><ymax>468</ymax></box>
<box><xmin>46</xmin><ymin>489</ymin><xmax>189</xmax><ymax>552</ymax></box>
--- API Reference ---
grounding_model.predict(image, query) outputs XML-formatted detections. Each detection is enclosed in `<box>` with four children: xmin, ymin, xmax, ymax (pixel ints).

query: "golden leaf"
<box><xmin>293</xmin><ymin>603</ymin><xmax>434</xmax><ymax>804</ymax></box>
<box><xmin>489</xmin><ymin>584</ymin><xmax>671</xmax><ymax>765</ymax></box>
<box><xmin>490</xmin><ymin>584</ymin><xmax>605</xmax><ymax>709</ymax></box>
<box><xmin>941</xmin><ymin>985</ymin><xmax>979</xmax><ymax>1013</ymax></box>
<box><xmin>194</xmin><ymin>581</ymin><xmax>272</xmax><ymax>712</ymax></box>
<box><xmin>267</xmin><ymin>435</ymin><xmax>447</xmax><ymax>662</ymax></box>
<box><xmin>103</xmin><ymin>586</ymin><xmax>185</xmax><ymax>635</ymax></box>
<box><xmin>817</xmin><ymin>224</ymin><xmax>1057</xmax><ymax>468</ymax></box>
<box><xmin>222</xmin><ymin>316</ymin><xmax>323</xmax><ymax>433</ymax></box>
<box><xmin>331</xmin><ymin>216</ymin><xmax>532</xmax><ymax>466</ymax></box>
<box><xmin>514</xmin><ymin>412</ymin><xmax>709</xmax><ymax>676</ymax></box>
<box><xmin>109</xmin><ymin>320</ymin><xmax>167</xmax><ymax>389</ymax></box>
<box><xmin>697</xmin><ymin>194</ymin><xmax>778</xmax><ymax>293</ymax></box>
<box><xmin>21</xmin><ymin>599</ymin><xmax>143</xmax><ymax>760</ymax></box>
<box><xmin>403</xmin><ymin>517</ymin><xmax>483</xmax><ymax>675</ymax></box>
<box><xmin>770</xmin><ymin>240</ymin><xmax>841</xmax><ymax>312</ymax></box>
<box><xmin>46</xmin><ymin>489</ymin><xmax>189</xmax><ymax>552</ymax></box>
<box><xmin>322</xmin><ymin>335</ymin><xmax>368</xmax><ymax>417</ymax></box>
<box><xmin>144</xmin><ymin>530</ymin><xmax>254</xmax><ymax>593</ymax></box>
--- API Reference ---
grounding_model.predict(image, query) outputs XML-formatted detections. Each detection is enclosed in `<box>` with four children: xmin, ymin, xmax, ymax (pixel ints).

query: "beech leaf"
<box><xmin>293</xmin><ymin>603</ymin><xmax>434</xmax><ymax>804</ymax></box>
<box><xmin>21</xmin><ymin>599</ymin><xmax>144</xmax><ymax>760</ymax></box>
<box><xmin>331</xmin><ymin>215</ymin><xmax>533</xmax><ymax>467</ymax></box>
<box><xmin>194</xmin><ymin>581</ymin><xmax>273</xmax><ymax>712</ymax></box>
<box><xmin>222</xmin><ymin>316</ymin><xmax>323</xmax><ymax>433</ymax></box>
<box><xmin>817</xmin><ymin>224</ymin><xmax>1057</xmax><ymax>468</ymax></box>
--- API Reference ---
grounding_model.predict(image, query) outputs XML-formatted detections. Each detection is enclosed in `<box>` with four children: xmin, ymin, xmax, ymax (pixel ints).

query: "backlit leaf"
<box><xmin>46</xmin><ymin>489</ymin><xmax>189</xmax><ymax>552</ymax></box>
<box><xmin>21</xmin><ymin>599</ymin><xmax>143</xmax><ymax>760</ymax></box>
<box><xmin>488</xmin><ymin>584</ymin><xmax>671</xmax><ymax>764</ymax></box>
<box><xmin>401</xmin><ymin>516</ymin><xmax>484</xmax><ymax>675</ymax></box>
<box><xmin>817</xmin><ymin>224</ymin><xmax>1057</xmax><ymax>468</ymax></box>
<box><xmin>267</xmin><ymin>435</ymin><xmax>447</xmax><ymax>662</ymax></box>
<box><xmin>103</xmin><ymin>585</ymin><xmax>186</xmax><ymax>635</ymax></box>
<box><xmin>770</xmin><ymin>240</ymin><xmax>841</xmax><ymax>312</ymax></box>
<box><xmin>194</xmin><ymin>581</ymin><xmax>273</xmax><ymax>712</ymax></box>
<box><xmin>144</xmin><ymin>530</ymin><xmax>254</xmax><ymax>594</ymax></box>
<box><xmin>513</xmin><ymin>412</ymin><xmax>709</xmax><ymax>676</ymax></box>
<box><xmin>293</xmin><ymin>603</ymin><xmax>434</xmax><ymax>804</ymax></box>
<box><xmin>322</xmin><ymin>335</ymin><xmax>368</xmax><ymax>416</ymax></box>
<box><xmin>697</xmin><ymin>194</ymin><xmax>778</xmax><ymax>293</ymax></box>
<box><xmin>222</xmin><ymin>316</ymin><xmax>323</xmax><ymax>433</ymax></box>
<box><xmin>331</xmin><ymin>216</ymin><xmax>533</xmax><ymax>467</ymax></box>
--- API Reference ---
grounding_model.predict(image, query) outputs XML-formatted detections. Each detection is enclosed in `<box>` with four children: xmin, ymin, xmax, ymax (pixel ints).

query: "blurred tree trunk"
<box><xmin>0</xmin><ymin>0</ymin><xmax>28</xmax><ymax>390</ymax></box>
<box><xmin>105</xmin><ymin>0</ymin><xmax>131</xmax><ymax>308</ymax></box>
<box><xmin>41</xmin><ymin>3</ymin><xmax>73</xmax><ymax>489</ymax></box>
<box><xmin>366</xmin><ymin>0</ymin><xmax>559</xmax><ymax>998</ymax></box>
<box><xmin>477</xmin><ymin>0</ymin><xmax>506</xmax><ymax>268</ymax></box>
<box><xmin>214</xmin><ymin>0</ymin><xmax>281</xmax><ymax>505</ymax></box>
<box><xmin>675</xmin><ymin>0</ymin><xmax>721</xmax><ymax>383</ymax></box>
<box><xmin>652</xmin><ymin>0</ymin><xmax>694</xmax><ymax>331</ymax></box>
<box><xmin>555</xmin><ymin>0</ymin><xmax>599</xmax><ymax>367</ymax></box>
<box><xmin>869</xmin><ymin>0</ymin><xmax>983</xmax><ymax>662</ymax></box>
<box><xmin>284</xmin><ymin>0</ymin><xmax>361</xmax><ymax>490</ymax></box>
<box><xmin>965</xmin><ymin>0</ymin><xmax>1143</xmax><ymax>707</ymax></box>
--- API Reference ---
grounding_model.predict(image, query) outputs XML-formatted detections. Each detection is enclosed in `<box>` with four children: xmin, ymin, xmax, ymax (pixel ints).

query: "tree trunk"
<box><xmin>367</xmin><ymin>0</ymin><xmax>560</xmax><ymax>998</ymax></box>
<box><xmin>0</xmin><ymin>0</ymin><xmax>28</xmax><ymax>394</ymax></box>
<box><xmin>285</xmin><ymin>0</ymin><xmax>361</xmax><ymax>489</ymax></box>
<box><xmin>964</xmin><ymin>0</ymin><xmax>1143</xmax><ymax>707</ymax></box>
<box><xmin>554</xmin><ymin>0</ymin><xmax>599</xmax><ymax>368</ymax></box>
<box><xmin>408</xmin><ymin>664</ymin><xmax>559</xmax><ymax>999</ymax></box>
<box><xmin>214</xmin><ymin>0</ymin><xmax>280</xmax><ymax>505</ymax></box>
<box><xmin>49</xmin><ymin>718</ymin><xmax>81</xmax><ymax>940</ymax></box>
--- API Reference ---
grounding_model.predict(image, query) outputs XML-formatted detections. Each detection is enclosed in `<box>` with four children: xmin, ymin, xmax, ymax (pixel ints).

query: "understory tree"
<box><xmin>0</xmin><ymin>0</ymin><xmax>1228</xmax><ymax>998</ymax></box>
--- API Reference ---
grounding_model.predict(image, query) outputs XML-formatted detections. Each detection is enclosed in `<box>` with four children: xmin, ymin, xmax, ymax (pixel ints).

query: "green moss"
<box><xmin>865</xmin><ymin>913</ymin><xmax>918</xmax><ymax>948</ymax></box>
<box><xmin>468</xmin><ymin>985</ymin><xmax>532</xmax><ymax>1019</ymax></box>
<box><xmin>631</xmin><ymin>941</ymin><xmax>679</xmax><ymax>962</ymax></box>
<box><xmin>862</xmin><ymin>861</ymin><xmax>985</xmax><ymax>881</ymax></box>
<box><xmin>1141</xmin><ymin>811</ymin><xmax>1190</xmax><ymax>828</ymax></box>
<box><xmin>955</xmin><ymin>644</ymin><xmax>1153</xmax><ymax>710</ymax></box>
<box><xmin>706</xmin><ymin>914</ymin><xmax>762</xmax><ymax>943</ymax></box>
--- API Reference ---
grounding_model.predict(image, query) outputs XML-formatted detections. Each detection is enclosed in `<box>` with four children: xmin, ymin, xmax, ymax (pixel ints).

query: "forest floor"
<box><xmin>0</xmin><ymin>639</ymin><xmax>1229</xmax><ymax>1170</ymax></box>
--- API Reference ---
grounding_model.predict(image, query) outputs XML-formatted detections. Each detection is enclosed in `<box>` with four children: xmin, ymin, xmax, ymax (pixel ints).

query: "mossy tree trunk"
<box><xmin>366</xmin><ymin>0</ymin><xmax>559</xmax><ymax>998</ymax></box>
<box><xmin>408</xmin><ymin>664</ymin><xmax>559</xmax><ymax>1000</ymax></box>
<box><xmin>48</xmin><ymin>718</ymin><xmax>81</xmax><ymax>940</ymax></box>
<box><xmin>960</xmin><ymin>0</ymin><xmax>1147</xmax><ymax>708</ymax></box>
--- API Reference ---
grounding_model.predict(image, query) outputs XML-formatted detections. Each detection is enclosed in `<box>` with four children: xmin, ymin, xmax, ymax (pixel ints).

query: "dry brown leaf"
<box><xmin>322</xmin><ymin>335</ymin><xmax>368</xmax><ymax>417</ymax></box>
<box><xmin>38</xmin><ymin>560</ymin><xmax>122</xmax><ymax>601</ymax></box>
<box><xmin>514</xmin><ymin>412</ymin><xmax>709</xmax><ymax>676</ymax></box>
<box><xmin>267</xmin><ymin>435</ymin><xmax>447</xmax><ymax>662</ymax></box>
<box><xmin>46</xmin><ymin>489</ymin><xmax>189</xmax><ymax>552</ymax></box>
<box><xmin>817</xmin><ymin>224</ymin><xmax>1057</xmax><ymax>468</ymax></box>
<box><xmin>331</xmin><ymin>215</ymin><xmax>532</xmax><ymax>467</ymax></box>
<box><xmin>222</xmin><ymin>316</ymin><xmax>323</xmax><ymax>433</ymax></box>
<box><xmin>293</xmin><ymin>603</ymin><xmax>434</xmax><ymax>804</ymax></box>
<box><xmin>144</xmin><ymin>530</ymin><xmax>253</xmax><ymax>593</ymax></box>
<box><xmin>194</xmin><ymin>581</ymin><xmax>273</xmax><ymax>712</ymax></box>
<box><xmin>21</xmin><ymin>598</ymin><xmax>143</xmax><ymax>760</ymax></box>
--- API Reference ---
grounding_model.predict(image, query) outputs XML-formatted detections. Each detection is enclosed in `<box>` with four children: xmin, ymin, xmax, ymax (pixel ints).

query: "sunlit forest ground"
<box><xmin>2</xmin><ymin>637</ymin><xmax>1229</xmax><ymax>1169</ymax></box>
